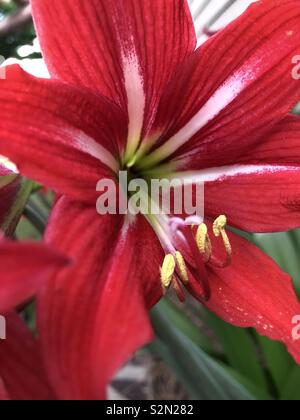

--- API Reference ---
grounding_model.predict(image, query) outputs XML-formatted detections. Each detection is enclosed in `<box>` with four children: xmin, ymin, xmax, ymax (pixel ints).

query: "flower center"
<box><xmin>120</xmin><ymin>145</ymin><xmax>232</xmax><ymax>303</ymax></box>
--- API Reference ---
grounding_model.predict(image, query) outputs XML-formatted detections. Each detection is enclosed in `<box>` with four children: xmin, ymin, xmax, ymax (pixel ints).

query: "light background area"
<box><xmin>189</xmin><ymin>0</ymin><xmax>256</xmax><ymax>44</ymax></box>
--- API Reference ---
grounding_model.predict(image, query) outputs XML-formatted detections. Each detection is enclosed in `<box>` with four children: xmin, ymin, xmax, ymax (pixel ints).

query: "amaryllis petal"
<box><xmin>205</xmin><ymin>227</ymin><xmax>300</xmax><ymax>364</ymax></box>
<box><xmin>31</xmin><ymin>0</ymin><xmax>196</xmax><ymax>145</ymax></box>
<box><xmin>202</xmin><ymin>165</ymin><xmax>300</xmax><ymax>233</ymax></box>
<box><xmin>0</xmin><ymin>313</ymin><xmax>55</xmax><ymax>400</ymax></box>
<box><xmin>0</xmin><ymin>241</ymin><xmax>69</xmax><ymax>313</ymax></box>
<box><xmin>237</xmin><ymin>115</ymin><xmax>300</xmax><ymax>167</ymax></box>
<box><xmin>38</xmin><ymin>198</ymin><xmax>163</xmax><ymax>400</ymax></box>
<box><xmin>176</xmin><ymin>113</ymin><xmax>300</xmax><ymax>171</ymax></box>
<box><xmin>203</xmin><ymin>114</ymin><xmax>300</xmax><ymax>232</ymax></box>
<box><xmin>149</xmin><ymin>0</ymin><xmax>300</xmax><ymax>167</ymax></box>
<box><xmin>0</xmin><ymin>65</ymin><xmax>126</xmax><ymax>202</ymax></box>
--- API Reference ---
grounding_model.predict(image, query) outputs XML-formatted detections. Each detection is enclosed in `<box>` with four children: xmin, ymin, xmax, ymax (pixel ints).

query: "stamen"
<box><xmin>160</xmin><ymin>254</ymin><xmax>176</xmax><ymax>289</ymax></box>
<box><xmin>175</xmin><ymin>251</ymin><xmax>189</xmax><ymax>284</ymax></box>
<box><xmin>212</xmin><ymin>215</ymin><xmax>232</xmax><ymax>267</ymax></box>
<box><xmin>179</xmin><ymin>224</ymin><xmax>211</xmax><ymax>301</ymax></box>
<box><xmin>213</xmin><ymin>215</ymin><xmax>227</xmax><ymax>236</ymax></box>
<box><xmin>196</xmin><ymin>223</ymin><xmax>212</xmax><ymax>262</ymax></box>
<box><xmin>156</xmin><ymin>215</ymin><xmax>232</xmax><ymax>303</ymax></box>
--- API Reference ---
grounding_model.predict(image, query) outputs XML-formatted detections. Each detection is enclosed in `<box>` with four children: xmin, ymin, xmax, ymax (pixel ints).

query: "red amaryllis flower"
<box><xmin>0</xmin><ymin>0</ymin><xmax>300</xmax><ymax>399</ymax></box>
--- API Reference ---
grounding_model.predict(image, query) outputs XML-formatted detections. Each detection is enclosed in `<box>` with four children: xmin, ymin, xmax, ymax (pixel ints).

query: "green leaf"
<box><xmin>22</xmin><ymin>191</ymin><xmax>52</xmax><ymax>234</ymax></box>
<box><xmin>222</xmin><ymin>365</ymin><xmax>273</xmax><ymax>400</ymax></box>
<box><xmin>205</xmin><ymin>312</ymin><xmax>268</xmax><ymax>391</ymax></box>
<box><xmin>256</xmin><ymin>335</ymin><xmax>294</xmax><ymax>392</ymax></box>
<box><xmin>16</xmin><ymin>217</ymin><xmax>42</xmax><ymax>241</ymax></box>
<box><xmin>151</xmin><ymin>301</ymin><xmax>256</xmax><ymax>400</ymax></box>
<box><xmin>154</xmin><ymin>299</ymin><xmax>215</xmax><ymax>355</ymax></box>
<box><xmin>280</xmin><ymin>365</ymin><xmax>300</xmax><ymax>400</ymax></box>
<box><xmin>2</xmin><ymin>178</ymin><xmax>33</xmax><ymax>236</ymax></box>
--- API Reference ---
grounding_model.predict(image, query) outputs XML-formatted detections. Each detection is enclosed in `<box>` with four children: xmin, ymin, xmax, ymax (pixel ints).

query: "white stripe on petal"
<box><xmin>172</xmin><ymin>69</ymin><xmax>255</xmax><ymax>143</ymax></box>
<box><xmin>168</xmin><ymin>164</ymin><xmax>300</xmax><ymax>184</ymax></box>
<box><xmin>71</xmin><ymin>129</ymin><xmax>119</xmax><ymax>172</ymax></box>
<box><xmin>122</xmin><ymin>47</ymin><xmax>146</xmax><ymax>160</ymax></box>
<box><xmin>149</xmin><ymin>25</ymin><xmax>291</xmax><ymax>165</ymax></box>
<box><xmin>154</xmin><ymin>67</ymin><xmax>257</xmax><ymax>162</ymax></box>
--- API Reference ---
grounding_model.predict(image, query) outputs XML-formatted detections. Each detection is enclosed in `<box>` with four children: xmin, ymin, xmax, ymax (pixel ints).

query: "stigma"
<box><xmin>160</xmin><ymin>215</ymin><xmax>232</xmax><ymax>302</ymax></box>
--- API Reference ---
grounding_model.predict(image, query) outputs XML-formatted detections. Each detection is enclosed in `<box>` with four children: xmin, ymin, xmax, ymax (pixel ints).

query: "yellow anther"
<box><xmin>196</xmin><ymin>224</ymin><xmax>208</xmax><ymax>253</ymax></box>
<box><xmin>213</xmin><ymin>215</ymin><xmax>227</xmax><ymax>236</ymax></box>
<box><xmin>160</xmin><ymin>254</ymin><xmax>176</xmax><ymax>289</ymax></box>
<box><xmin>196</xmin><ymin>223</ymin><xmax>212</xmax><ymax>262</ymax></box>
<box><xmin>196</xmin><ymin>223</ymin><xmax>207</xmax><ymax>254</ymax></box>
<box><xmin>175</xmin><ymin>251</ymin><xmax>189</xmax><ymax>284</ymax></box>
<box><xmin>213</xmin><ymin>215</ymin><xmax>232</xmax><ymax>263</ymax></box>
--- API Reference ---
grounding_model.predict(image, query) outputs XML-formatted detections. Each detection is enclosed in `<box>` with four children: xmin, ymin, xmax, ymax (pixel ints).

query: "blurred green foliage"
<box><xmin>0</xmin><ymin>1</ymin><xmax>36</xmax><ymax>58</ymax></box>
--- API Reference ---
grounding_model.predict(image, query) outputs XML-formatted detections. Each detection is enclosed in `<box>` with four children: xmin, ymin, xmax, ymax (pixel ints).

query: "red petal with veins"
<box><xmin>0</xmin><ymin>65</ymin><xmax>126</xmax><ymax>202</ymax></box>
<box><xmin>237</xmin><ymin>115</ymin><xmax>300</xmax><ymax>167</ymax></box>
<box><xmin>152</xmin><ymin>0</ymin><xmax>300</xmax><ymax>166</ymax></box>
<box><xmin>31</xmin><ymin>0</ymin><xmax>196</xmax><ymax>136</ymax></box>
<box><xmin>204</xmin><ymin>115</ymin><xmax>300</xmax><ymax>232</ymax></box>
<box><xmin>0</xmin><ymin>241</ymin><xmax>69</xmax><ymax>313</ymax></box>
<box><xmin>204</xmin><ymin>225</ymin><xmax>300</xmax><ymax>364</ymax></box>
<box><xmin>0</xmin><ymin>313</ymin><xmax>55</xmax><ymax>400</ymax></box>
<box><xmin>38</xmin><ymin>198</ymin><xmax>163</xmax><ymax>399</ymax></box>
<box><xmin>205</xmin><ymin>169</ymin><xmax>300</xmax><ymax>233</ymax></box>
